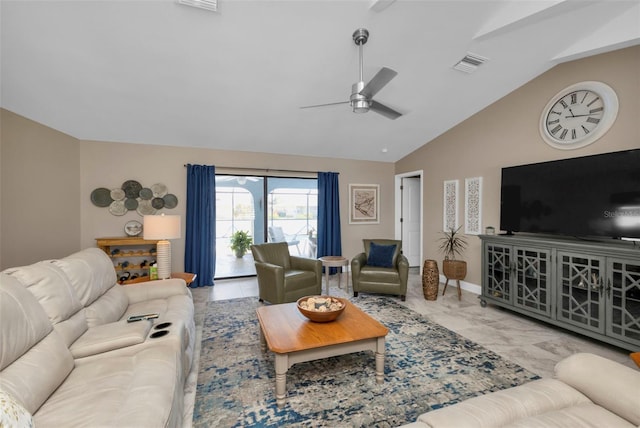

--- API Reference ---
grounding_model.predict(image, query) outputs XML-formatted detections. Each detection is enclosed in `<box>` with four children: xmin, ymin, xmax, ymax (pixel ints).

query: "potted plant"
<box><xmin>230</xmin><ymin>230</ymin><xmax>252</xmax><ymax>258</ymax></box>
<box><xmin>438</xmin><ymin>226</ymin><xmax>468</xmax><ymax>281</ymax></box>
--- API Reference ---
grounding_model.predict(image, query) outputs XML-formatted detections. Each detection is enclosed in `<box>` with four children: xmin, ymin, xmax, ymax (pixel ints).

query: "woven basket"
<box><xmin>442</xmin><ymin>259</ymin><xmax>467</xmax><ymax>280</ymax></box>
<box><xmin>422</xmin><ymin>259</ymin><xmax>440</xmax><ymax>301</ymax></box>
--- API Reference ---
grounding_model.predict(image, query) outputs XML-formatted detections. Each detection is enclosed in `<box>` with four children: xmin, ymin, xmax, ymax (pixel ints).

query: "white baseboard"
<box><xmin>438</xmin><ymin>274</ymin><xmax>481</xmax><ymax>295</ymax></box>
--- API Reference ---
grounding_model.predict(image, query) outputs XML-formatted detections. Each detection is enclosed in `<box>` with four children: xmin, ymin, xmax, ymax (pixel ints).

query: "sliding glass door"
<box><xmin>215</xmin><ymin>175</ymin><xmax>317</xmax><ymax>279</ymax></box>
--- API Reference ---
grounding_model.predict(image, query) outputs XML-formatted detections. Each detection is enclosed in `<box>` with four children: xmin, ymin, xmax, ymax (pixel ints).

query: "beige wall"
<box><xmin>0</xmin><ymin>109</ymin><xmax>81</xmax><ymax>268</ymax></box>
<box><xmin>79</xmin><ymin>141</ymin><xmax>395</xmax><ymax>273</ymax></box>
<box><xmin>396</xmin><ymin>46</ymin><xmax>640</xmax><ymax>286</ymax></box>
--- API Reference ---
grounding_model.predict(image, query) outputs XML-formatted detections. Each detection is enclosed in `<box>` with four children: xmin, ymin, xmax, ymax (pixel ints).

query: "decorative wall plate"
<box><xmin>110</xmin><ymin>188</ymin><xmax>125</xmax><ymax>201</ymax></box>
<box><xmin>109</xmin><ymin>200</ymin><xmax>127</xmax><ymax>216</ymax></box>
<box><xmin>94</xmin><ymin>180</ymin><xmax>176</xmax><ymax>216</ymax></box>
<box><xmin>163</xmin><ymin>194</ymin><xmax>178</xmax><ymax>209</ymax></box>
<box><xmin>151</xmin><ymin>183</ymin><xmax>168</xmax><ymax>197</ymax></box>
<box><xmin>139</xmin><ymin>188</ymin><xmax>153</xmax><ymax>200</ymax></box>
<box><xmin>122</xmin><ymin>180</ymin><xmax>143</xmax><ymax>198</ymax></box>
<box><xmin>124</xmin><ymin>198</ymin><xmax>139</xmax><ymax>210</ymax></box>
<box><xmin>137</xmin><ymin>199</ymin><xmax>156</xmax><ymax>216</ymax></box>
<box><xmin>151</xmin><ymin>197</ymin><xmax>165</xmax><ymax>209</ymax></box>
<box><xmin>124</xmin><ymin>220</ymin><xmax>143</xmax><ymax>236</ymax></box>
<box><xmin>91</xmin><ymin>188</ymin><xmax>112</xmax><ymax>207</ymax></box>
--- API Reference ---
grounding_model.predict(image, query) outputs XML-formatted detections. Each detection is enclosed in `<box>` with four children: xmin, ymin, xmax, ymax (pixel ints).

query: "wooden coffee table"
<box><xmin>256</xmin><ymin>300</ymin><xmax>388</xmax><ymax>408</ymax></box>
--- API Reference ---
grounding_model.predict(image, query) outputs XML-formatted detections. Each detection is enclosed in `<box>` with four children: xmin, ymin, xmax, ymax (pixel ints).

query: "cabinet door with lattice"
<box><xmin>607</xmin><ymin>257</ymin><xmax>640</xmax><ymax>345</ymax></box>
<box><xmin>556</xmin><ymin>251</ymin><xmax>605</xmax><ymax>334</ymax></box>
<box><xmin>513</xmin><ymin>247</ymin><xmax>552</xmax><ymax>317</ymax></box>
<box><xmin>484</xmin><ymin>243</ymin><xmax>513</xmax><ymax>304</ymax></box>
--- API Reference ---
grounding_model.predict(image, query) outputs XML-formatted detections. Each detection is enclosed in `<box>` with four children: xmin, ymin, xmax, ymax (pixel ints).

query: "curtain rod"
<box><xmin>183</xmin><ymin>165</ymin><xmax>338</xmax><ymax>175</ymax></box>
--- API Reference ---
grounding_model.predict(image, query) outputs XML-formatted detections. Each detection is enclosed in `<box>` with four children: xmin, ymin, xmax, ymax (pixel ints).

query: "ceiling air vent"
<box><xmin>177</xmin><ymin>0</ymin><xmax>217</xmax><ymax>12</ymax></box>
<box><xmin>453</xmin><ymin>53</ymin><xmax>488</xmax><ymax>73</ymax></box>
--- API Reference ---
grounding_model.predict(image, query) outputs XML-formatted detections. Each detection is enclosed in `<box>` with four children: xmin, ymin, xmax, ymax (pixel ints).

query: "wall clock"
<box><xmin>539</xmin><ymin>81</ymin><xmax>618</xmax><ymax>150</ymax></box>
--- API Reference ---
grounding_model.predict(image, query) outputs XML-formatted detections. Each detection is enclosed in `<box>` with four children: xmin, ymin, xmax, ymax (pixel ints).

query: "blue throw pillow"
<box><xmin>367</xmin><ymin>242</ymin><xmax>397</xmax><ymax>268</ymax></box>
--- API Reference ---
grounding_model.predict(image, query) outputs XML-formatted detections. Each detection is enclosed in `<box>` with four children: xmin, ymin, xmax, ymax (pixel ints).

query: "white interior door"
<box><xmin>401</xmin><ymin>177</ymin><xmax>421</xmax><ymax>267</ymax></box>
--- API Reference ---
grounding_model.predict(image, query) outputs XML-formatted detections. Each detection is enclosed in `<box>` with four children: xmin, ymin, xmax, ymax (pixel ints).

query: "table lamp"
<box><xmin>143</xmin><ymin>214</ymin><xmax>181</xmax><ymax>280</ymax></box>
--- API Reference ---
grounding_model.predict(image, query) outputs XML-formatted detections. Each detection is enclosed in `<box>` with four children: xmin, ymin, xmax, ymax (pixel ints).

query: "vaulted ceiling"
<box><xmin>1</xmin><ymin>0</ymin><xmax>639</xmax><ymax>162</ymax></box>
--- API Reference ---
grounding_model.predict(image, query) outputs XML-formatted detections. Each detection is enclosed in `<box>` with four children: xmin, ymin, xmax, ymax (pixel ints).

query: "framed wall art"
<box><xmin>443</xmin><ymin>179</ymin><xmax>459</xmax><ymax>232</ymax></box>
<box><xmin>349</xmin><ymin>184</ymin><xmax>380</xmax><ymax>224</ymax></box>
<box><xmin>465</xmin><ymin>177</ymin><xmax>482</xmax><ymax>235</ymax></box>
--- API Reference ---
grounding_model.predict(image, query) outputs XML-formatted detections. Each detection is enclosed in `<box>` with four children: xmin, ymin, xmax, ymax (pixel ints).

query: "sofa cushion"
<box><xmin>555</xmin><ymin>353</ymin><xmax>640</xmax><ymax>426</ymax></box>
<box><xmin>415</xmin><ymin>378</ymin><xmax>590</xmax><ymax>428</ymax></box>
<box><xmin>33</xmin><ymin>346</ymin><xmax>183</xmax><ymax>428</ymax></box>
<box><xmin>0</xmin><ymin>274</ymin><xmax>52</xmax><ymax>371</ymax></box>
<box><xmin>3</xmin><ymin>262</ymin><xmax>83</xmax><ymax>325</ymax></box>
<box><xmin>51</xmin><ymin>248</ymin><xmax>117</xmax><ymax>307</ymax></box>
<box><xmin>84</xmin><ymin>285</ymin><xmax>129</xmax><ymax>327</ymax></box>
<box><xmin>3</xmin><ymin>261</ymin><xmax>88</xmax><ymax>347</ymax></box>
<box><xmin>360</xmin><ymin>266</ymin><xmax>401</xmax><ymax>283</ymax></box>
<box><xmin>0</xmin><ymin>275</ymin><xmax>74</xmax><ymax>415</ymax></box>
<box><xmin>506</xmin><ymin>402</ymin><xmax>635</xmax><ymax>428</ymax></box>
<box><xmin>367</xmin><ymin>242</ymin><xmax>397</xmax><ymax>268</ymax></box>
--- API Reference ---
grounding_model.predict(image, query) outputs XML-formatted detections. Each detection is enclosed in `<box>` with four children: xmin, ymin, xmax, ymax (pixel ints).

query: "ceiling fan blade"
<box><xmin>369</xmin><ymin>100</ymin><xmax>402</xmax><ymax>120</ymax></box>
<box><xmin>300</xmin><ymin>101</ymin><xmax>349</xmax><ymax>109</ymax></box>
<box><xmin>360</xmin><ymin>67</ymin><xmax>398</xmax><ymax>98</ymax></box>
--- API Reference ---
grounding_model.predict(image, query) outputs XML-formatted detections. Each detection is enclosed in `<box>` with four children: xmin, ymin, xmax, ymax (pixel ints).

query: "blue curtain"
<box><xmin>317</xmin><ymin>172</ymin><xmax>342</xmax><ymax>274</ymax></box>
<box><xmin>185</xmin><ymin>164</ymin><xmax>216</xmax><ymax>287</ymax></box>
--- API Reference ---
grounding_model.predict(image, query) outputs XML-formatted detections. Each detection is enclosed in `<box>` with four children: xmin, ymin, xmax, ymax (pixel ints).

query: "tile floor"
<box><xmin>183</xmin><ymin>269</ymin><xmax>636</xmax><ymax>427</ymax></box>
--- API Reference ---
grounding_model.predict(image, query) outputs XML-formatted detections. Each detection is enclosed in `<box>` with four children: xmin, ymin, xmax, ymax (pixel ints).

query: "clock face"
<box><xmin>540</xmin><ymin>81</ymin><xmax>618</xmax><ymax>150</ymax></box>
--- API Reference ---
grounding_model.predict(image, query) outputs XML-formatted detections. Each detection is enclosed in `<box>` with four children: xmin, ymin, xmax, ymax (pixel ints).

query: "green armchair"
<box><xmin>251</xmin><ymin>242</ymin><xmax>322</xmax><ymax>304</ymax></box>
<box><xmin>351</xmin><ymin>239</ymin><xmax>409</xmax><ymax>301</ymax></box>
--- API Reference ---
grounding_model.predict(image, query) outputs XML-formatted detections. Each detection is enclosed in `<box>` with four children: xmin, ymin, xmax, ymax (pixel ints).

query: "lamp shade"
<box><xmin>143</xmin><ymin>214</ymin><xmax>181</xmax><ymax>240</ymax></box>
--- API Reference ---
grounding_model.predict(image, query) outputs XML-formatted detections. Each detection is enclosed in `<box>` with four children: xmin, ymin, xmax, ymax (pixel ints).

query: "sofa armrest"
<box><xmin>351</xmin><ymin>253</ymin><xmax>366</xmax><ymax>275</ymax></box>
<box><xmin>254</xmin><ymin>262</ymin><xmax>285</xmax><ymax>303</ymax></box>
<box><xmin>69</xmin><ymin>321</ymin><xmax>152</xmax><ymax>358</ymax></box>
<box><xmin>121</xmin><ymin>279</ymin><xmax>191</xmax><ymax>304</ymax></box>
<box><xmin>555</xmin><ymin>353</ymin><xmax>640</xmax><ymax>425</ymax></box>
<box><xmin>398</xmin><ymin>254</ymin><xmax>409</xmax><ymax>287</ymax></box>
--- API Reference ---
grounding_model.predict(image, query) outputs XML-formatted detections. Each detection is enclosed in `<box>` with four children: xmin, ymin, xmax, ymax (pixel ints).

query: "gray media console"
<box><xmin>479</xmin><ymin>234</ymin><xmax>640</xmax><ymax>351</ymax></box>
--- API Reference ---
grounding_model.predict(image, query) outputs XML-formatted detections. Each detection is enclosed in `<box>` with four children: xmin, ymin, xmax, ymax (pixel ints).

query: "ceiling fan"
<box><xmin>301</xmin><ymin>28</ymin><xmax>402</xmax><ymax>120</ymax></box>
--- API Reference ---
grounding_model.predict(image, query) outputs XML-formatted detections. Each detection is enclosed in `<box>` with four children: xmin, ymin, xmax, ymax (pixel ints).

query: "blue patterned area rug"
<box><xmin>193</xmin><ymin>296</ymin><xmax>539</xmax><ymax>427</ymax></box>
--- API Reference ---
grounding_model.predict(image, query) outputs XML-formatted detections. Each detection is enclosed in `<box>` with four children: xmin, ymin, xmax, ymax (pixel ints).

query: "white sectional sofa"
<box><xmin>0</xmin><ymin>248</ymin><xmax>195</xmax><ymax>427</ymax></box>
<box><xmin>402</xmin><ymin>353</ymin><xmax>640</xmax><ymax>428</ymax></box>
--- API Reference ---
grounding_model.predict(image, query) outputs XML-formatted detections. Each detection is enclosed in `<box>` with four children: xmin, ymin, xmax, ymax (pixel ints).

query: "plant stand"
<box><xmin>442</xmin><ymin>259</ymin><xmax>467</xmax><ymax>300</ymax></box>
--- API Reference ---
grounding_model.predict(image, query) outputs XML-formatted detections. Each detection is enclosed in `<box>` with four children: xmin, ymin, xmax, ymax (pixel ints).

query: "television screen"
<box><xmin>500</xmin><ymin>149</ymin><xmax>640</xmax><ymax>240</ymax></box>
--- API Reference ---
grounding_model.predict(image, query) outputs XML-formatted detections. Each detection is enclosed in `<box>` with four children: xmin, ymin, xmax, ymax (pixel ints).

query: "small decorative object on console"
<box><xmin>297</xmin><ymin>295</ymin><xmax>346</xmax><ymax>322</ymax></box>
<box><xmin>124</xmin><ymin>220</ymin><xmax>143</xmax><ymax>236</ymax></box>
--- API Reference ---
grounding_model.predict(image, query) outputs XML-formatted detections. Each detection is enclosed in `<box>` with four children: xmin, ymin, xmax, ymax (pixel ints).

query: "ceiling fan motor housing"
<box><xmin>350</xmin><ymin>81</ymin><xmax>369</xmax><ymax>113</ymax></box>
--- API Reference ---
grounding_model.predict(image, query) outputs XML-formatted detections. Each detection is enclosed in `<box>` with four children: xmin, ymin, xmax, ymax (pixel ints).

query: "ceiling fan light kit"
<box><xmin>301</xmin><ymin>28</ymin><xmax>403</xmax><ymax>120</ymax></box>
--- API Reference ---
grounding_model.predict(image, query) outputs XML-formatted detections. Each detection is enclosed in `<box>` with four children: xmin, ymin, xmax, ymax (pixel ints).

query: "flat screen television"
<box><xmin>500</xmin><ymin>149</ymin><xmax>640</xmax><ymax>240</ymax></box>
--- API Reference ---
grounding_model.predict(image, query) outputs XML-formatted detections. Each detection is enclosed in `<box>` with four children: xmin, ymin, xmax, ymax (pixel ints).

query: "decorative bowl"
<box><xmin>297</xmin><ymin>295</ymin><xmax>347</xmax><ymax>323</ymax></box>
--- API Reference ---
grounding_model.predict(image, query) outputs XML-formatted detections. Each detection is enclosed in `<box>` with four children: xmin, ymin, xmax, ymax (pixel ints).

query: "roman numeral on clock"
<box><xmin>586</xmin><ymin>117</ymin><xmax>600</xmax><ymax>124</ymax></box>
<box><xmin>550</xmin><ymin>124</ymin><xmax>563</xmax><ymax>135</ymax></box>
<box><xmin>587</xmin><ymin>96</ymin><xmax>601</xmax><ymax>107</ymax></box>
<box><xmin>559</xmin><ymin>129</ymin><xmax>568</xmax><ymax>140</ymax></box>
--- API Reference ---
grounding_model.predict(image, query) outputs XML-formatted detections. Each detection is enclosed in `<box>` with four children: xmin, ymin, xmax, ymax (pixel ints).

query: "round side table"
<box><xmin>319</xmin><ymin>256</ymin><xmax>349</xmax><ymax>295</ymax></box>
